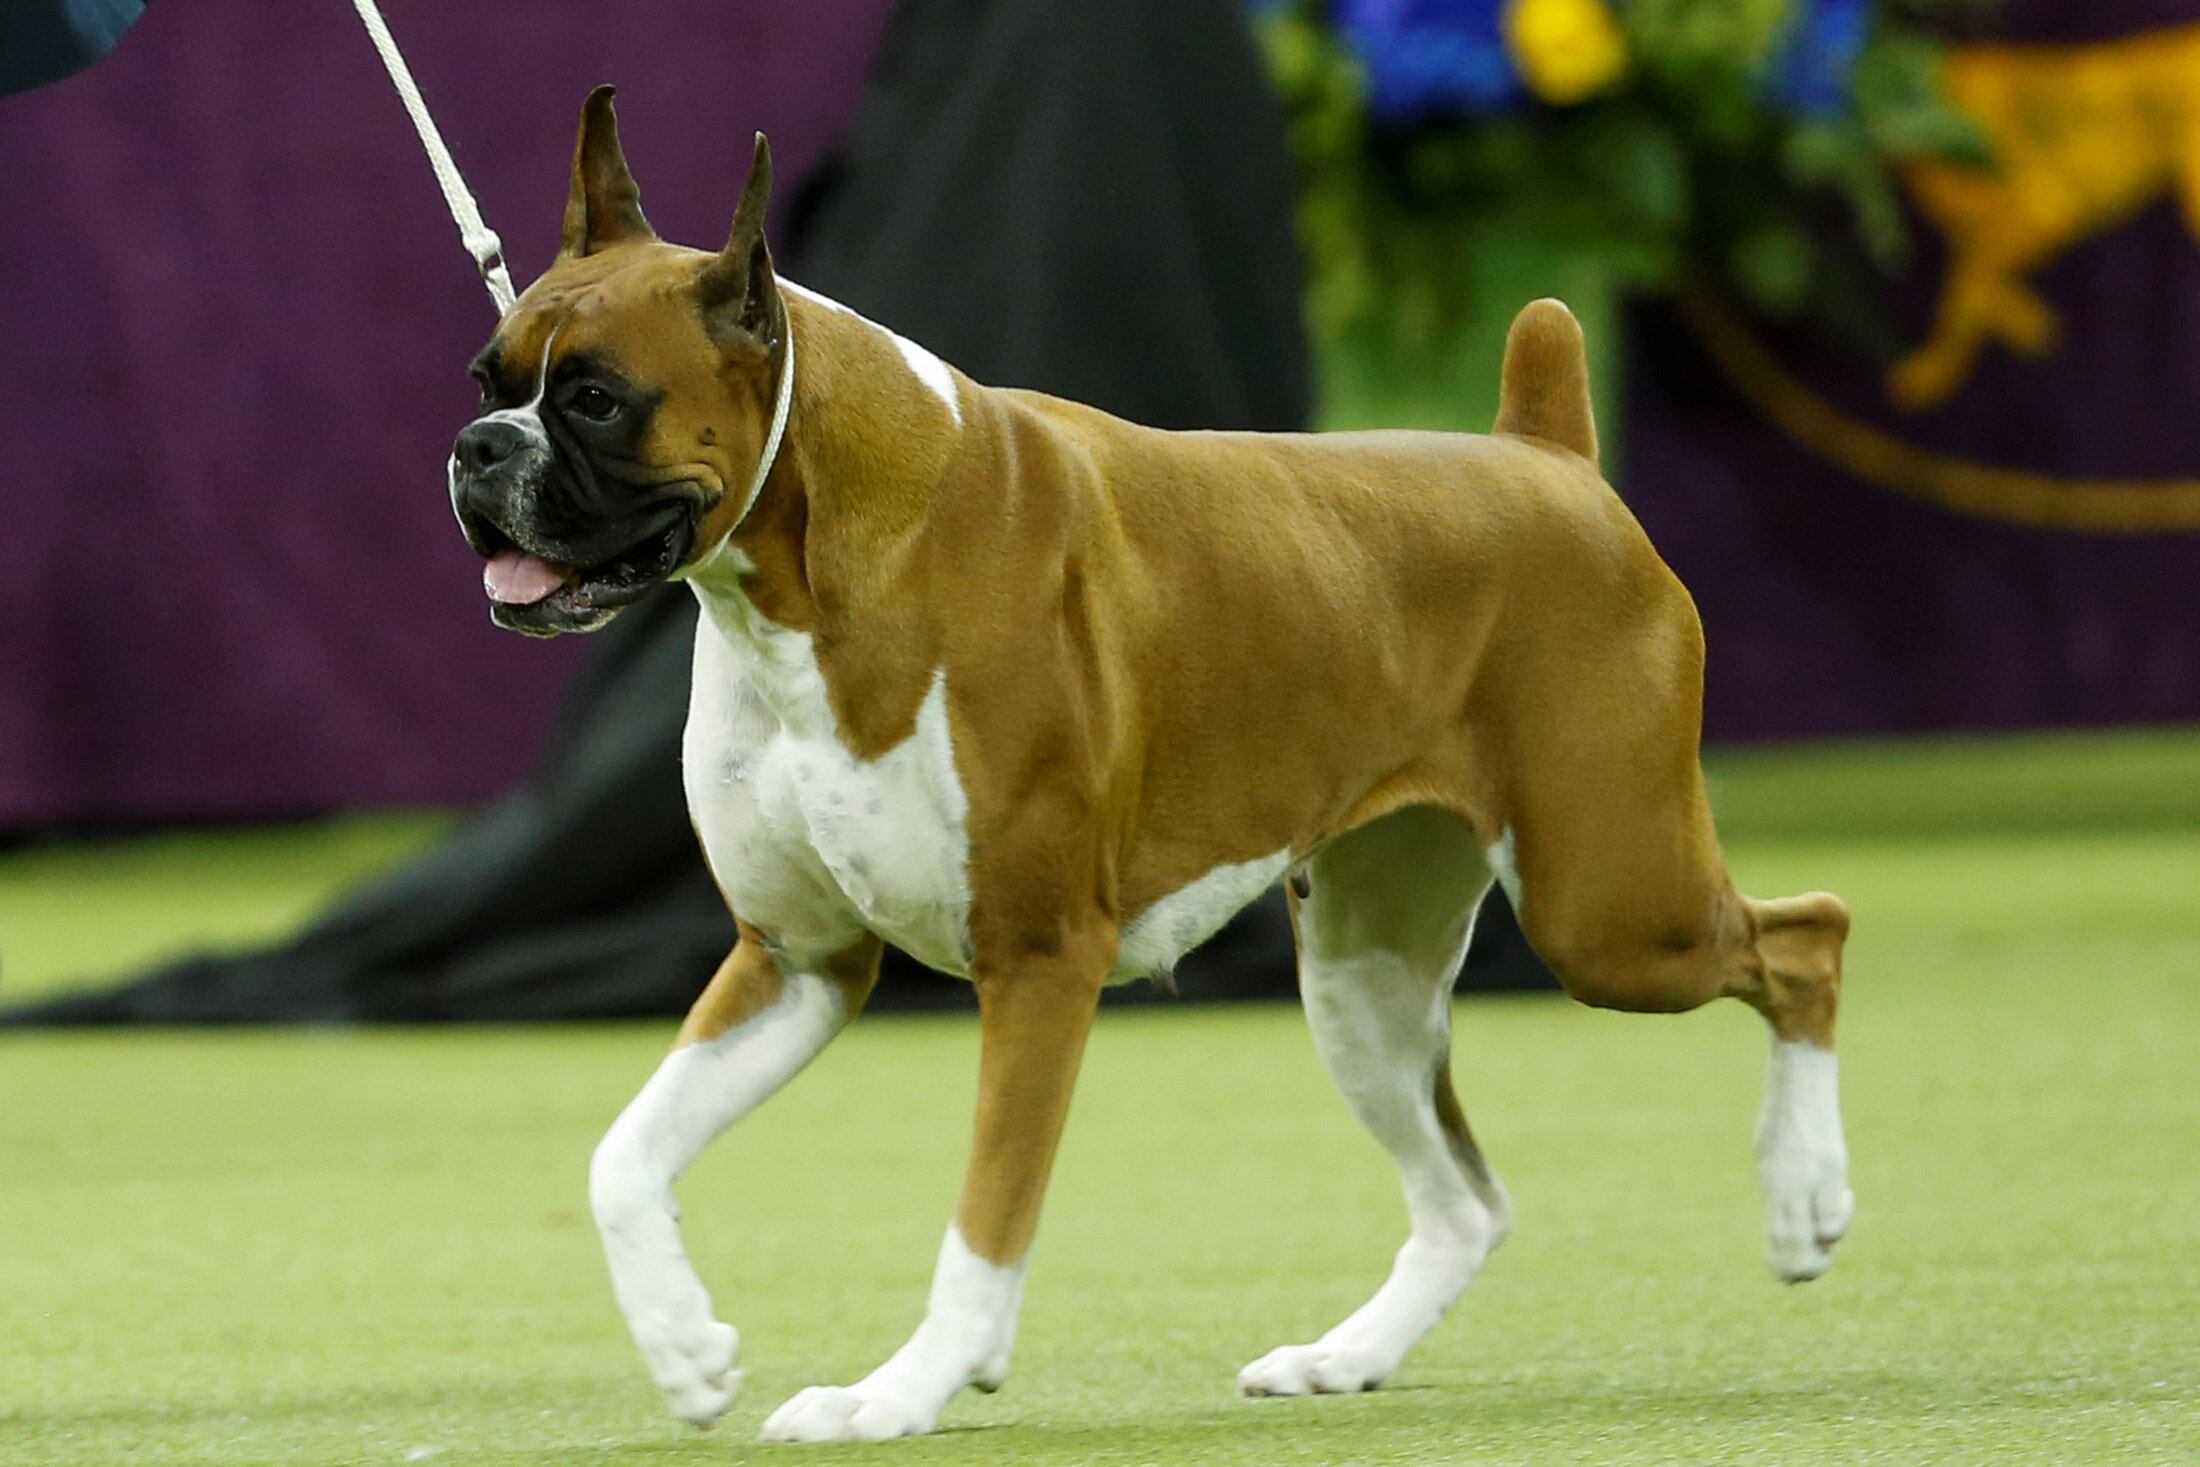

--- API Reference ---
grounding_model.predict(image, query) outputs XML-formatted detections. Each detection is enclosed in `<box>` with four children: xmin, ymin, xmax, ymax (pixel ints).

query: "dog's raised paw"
<box><xmin>1756</xmin><ymin>1041</ymin><xmax>1852</xmax><ymax>1283</ymax></box>
<box><xmin>760</xmin><ymin>1384</ymin><xmax>936</xmax><ymax>1443</ymax></box>
<box><xmin>1237</xmin><ymin>1341</ymin><xmax>1393</xmax><ymax>1397</ymax></box>
<box><xmin>1759</xmin><ymin>1123</ymin><xmax>1852</xmax><ymax>1282</ymax></box>
<box><xmin>1765</xmin><ymin>1171</ymin><xmax>1854</xmax><ymax>1283</ymax></box>
<box><xmin>646</xmin><ymin>1319</ymin><xmax>741</xmax><ymax>1427</ymax></box>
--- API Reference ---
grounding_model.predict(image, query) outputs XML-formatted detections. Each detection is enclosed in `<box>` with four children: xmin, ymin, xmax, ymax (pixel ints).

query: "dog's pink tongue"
<box><xmin>482</xmin><ymin>550</ymin><xmax>572</xmax><ymax>605</ymax></box>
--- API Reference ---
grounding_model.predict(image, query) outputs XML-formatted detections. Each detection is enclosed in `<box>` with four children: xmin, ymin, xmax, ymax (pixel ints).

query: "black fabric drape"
<box><xmin>5</xmin><ymin>0</ymin><xmax>1552</xmax><ymax>1025</ymax></box>
<box><xmin>0</xmin><ymin>0</ymin><xmax>147</xmax><ymax>95</ymax></box>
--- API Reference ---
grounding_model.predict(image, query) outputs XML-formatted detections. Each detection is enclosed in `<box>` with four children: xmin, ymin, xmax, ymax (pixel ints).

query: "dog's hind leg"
<box><xmin>1493</xmin><ymin>596</ymin><xmax>1853</xmax><ymax>1282</ymax></box>
<box><xmin>589</xmin><ymin>926</ymin><xmax>881</xmax><ymax>1426</ymax></box>
<box><xmin>1239</xmin><ymin>805</ymin><xmax>1507</xmax><ymax>1398</ymax></box>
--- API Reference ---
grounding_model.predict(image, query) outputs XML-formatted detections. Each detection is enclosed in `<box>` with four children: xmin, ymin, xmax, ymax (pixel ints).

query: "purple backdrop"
<box><xmin>0</xmin><ymin>0</ymin><xmax>894</xmax><ymax>826</ymax></box>
<box><xmin>1625</xmin><ymin>0</ymin><xmax>2200</xmax><ymax>740</ymax></box>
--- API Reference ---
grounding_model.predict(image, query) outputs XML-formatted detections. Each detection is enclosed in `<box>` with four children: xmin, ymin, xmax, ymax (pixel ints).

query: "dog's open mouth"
<box><xmin>478</xmin><ymin>508</ymin><xmax>692</xmax><ymax>635</ymax></box>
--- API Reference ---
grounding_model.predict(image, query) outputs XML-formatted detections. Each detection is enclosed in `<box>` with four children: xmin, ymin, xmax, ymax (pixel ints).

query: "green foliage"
<box><xmin>1851</xmin><ymin>24</ymin><xmax>1990</xmax><ymax>163</ymax></box>
<box><xmin>1626</xmin><ymin>0</ymin><xmax>1796</xmax><ymax>124</ymax></box>
<box><xmin>1262</xmin><ymin>0</ymin><xmax>1991</xmax><ymax>352</ymax></box>
<box><xmin>1629</xmin><ymin>0</ymin><xmax>1797</xmax><ymax>70</ymax></box>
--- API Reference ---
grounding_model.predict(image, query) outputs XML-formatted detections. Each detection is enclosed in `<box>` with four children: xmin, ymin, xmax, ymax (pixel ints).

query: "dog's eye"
<box><xmin>569</xmin><ymin>385</ymin><xmax>621</xmax><ymax>422</ymax></box>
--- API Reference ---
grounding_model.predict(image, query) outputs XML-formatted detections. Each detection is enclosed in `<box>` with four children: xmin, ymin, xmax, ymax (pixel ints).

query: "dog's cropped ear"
<box><xmin>560</xmin><ymin>85</ymin><xmax>657</xmax><ymax>257</ymax></box>
<box><xmin>696</xmin><ymin>133</ymin><xmax>782</xmax><ymax>353</ymax></box>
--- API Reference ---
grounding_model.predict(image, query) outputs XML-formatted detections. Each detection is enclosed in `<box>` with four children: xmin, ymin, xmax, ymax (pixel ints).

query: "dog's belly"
<box><xmin>682</xmin><ymin>592</ymin><xmax>1285</xmax><ymax>983</ymax></box>
<box><xmin>1116</xmin><ymin>848</ymin><xmax>1290</xmax><ymax>977</ymax></box>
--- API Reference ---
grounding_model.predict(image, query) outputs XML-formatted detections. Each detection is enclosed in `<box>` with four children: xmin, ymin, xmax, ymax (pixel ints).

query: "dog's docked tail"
<box><xmin>1493</xmin><ymin>298</ymin><xmax>1598</xmax><ymax>467</ymax></box>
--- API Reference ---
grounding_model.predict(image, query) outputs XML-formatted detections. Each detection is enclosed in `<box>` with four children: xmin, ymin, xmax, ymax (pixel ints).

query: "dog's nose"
<box><xmin>454</xmin><ymin>419</ymin><xmax>525</xmax><ymax>476</ymax></box>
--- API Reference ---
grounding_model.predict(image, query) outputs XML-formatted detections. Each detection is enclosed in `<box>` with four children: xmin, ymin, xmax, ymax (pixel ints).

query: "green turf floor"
<box><xmin>3</xmin><ymin>733</ymin><xmax>2198</xmax><ymax>1464</ymax></box>
<box><xmin>0</xmin><ymin>813</ymin><xmax>450</xmax><ymax>1006</ymax></box>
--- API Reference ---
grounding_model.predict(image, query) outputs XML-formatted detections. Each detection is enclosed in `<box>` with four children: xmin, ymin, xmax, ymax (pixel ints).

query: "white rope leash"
<box><xmin>349</xmin><ymin>0</ymin><xmax>517</xmax><ymax>315</ymax></box>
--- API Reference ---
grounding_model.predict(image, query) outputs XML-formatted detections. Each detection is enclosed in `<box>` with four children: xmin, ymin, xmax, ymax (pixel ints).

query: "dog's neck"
<box><xmin>682</xmin><ymin>283</ymin><xmax>970</xmax><ymax>743</ymax></box>
<box><xmin>729</xmin><ymin>299</ymin><xmax>797</xmax><ymax>534</ymax></box>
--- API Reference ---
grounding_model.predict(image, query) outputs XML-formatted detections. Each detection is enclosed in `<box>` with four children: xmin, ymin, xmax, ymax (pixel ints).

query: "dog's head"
<box><xmin>449</xmin><ymin>87</ymin><xmax>788</xmax><ymax>636</ymax></box>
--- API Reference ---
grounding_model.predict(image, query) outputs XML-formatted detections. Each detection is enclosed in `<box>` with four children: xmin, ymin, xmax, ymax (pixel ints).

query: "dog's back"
<box><xmin>943</xmin><ymin>303</ymin><xmax>1687</xmax><ymax>911</ymax></box>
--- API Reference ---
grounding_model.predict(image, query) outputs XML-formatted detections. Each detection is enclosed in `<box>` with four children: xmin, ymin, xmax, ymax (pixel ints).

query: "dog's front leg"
<box><xmin>591</xmin><ymin>929</ymin><xmax>881</xmax><ymax>1427</ymax></box>
<box><xmin>761</xmin><ymin>921</ymin><xmax>1112</xmax><ymax>1443</ymax></box>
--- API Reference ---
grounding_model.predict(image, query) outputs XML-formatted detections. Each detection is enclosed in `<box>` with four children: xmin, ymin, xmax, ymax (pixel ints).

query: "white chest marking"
<box><xmin>685</xmin><ymin>588</ymin><xmax>975</xmax><ymax>975</ymax></box>
<box><xmin>781</xmin><ymin>278</ymin><xmax>962</xmax><ymax>426</ymax></box>
<box><xmin>684</xmin><ymin>571</ymin><xmax>1284</xmax><ymax>983</ymax></box>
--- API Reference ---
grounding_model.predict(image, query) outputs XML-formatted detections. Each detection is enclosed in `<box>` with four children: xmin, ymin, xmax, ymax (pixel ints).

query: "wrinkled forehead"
<box><xmin>468</xmin><ymin>244</ymin><xmax>715</xmax><ymax>395</ymax></box>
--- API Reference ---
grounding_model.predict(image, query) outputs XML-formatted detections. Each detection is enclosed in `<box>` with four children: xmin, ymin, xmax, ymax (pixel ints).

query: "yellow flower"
<box><xmin>1505</xmin><ymin>0</ymin><xmax>1630</xmax><ymax>106</ymax></box>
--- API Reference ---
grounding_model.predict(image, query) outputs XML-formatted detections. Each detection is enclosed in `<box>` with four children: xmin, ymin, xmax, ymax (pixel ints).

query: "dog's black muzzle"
<box><xmin>448</xmin><ymin>415</ymin><xmax>702</xmax><ymax>637</ymax></box>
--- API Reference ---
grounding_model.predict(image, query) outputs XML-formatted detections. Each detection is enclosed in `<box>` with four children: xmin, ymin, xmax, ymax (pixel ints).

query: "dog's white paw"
<box><xmin>1757</xmin><ymin>1042</ymin><xmax>1852</xmax><ymax>1283</ymax></box>
<box><xmin>760</xmin><ymin>1383</ymin><xmax>939</xmax><ymax>1443</ymax></box>
<box><xmin>1237</xmin><ymin>1340</ymin><xmax>1395</xmax><ymax>1397</ymax></box>
<box><xmin>639</xmin><ymin>1317</ymin><xmax>742</xmax><ymax>1426</ymax></box>
<box><xmin>1763</xmin><ymin>1160</ymin><xmax>1854</xmax><ymax>1283</ymax></box>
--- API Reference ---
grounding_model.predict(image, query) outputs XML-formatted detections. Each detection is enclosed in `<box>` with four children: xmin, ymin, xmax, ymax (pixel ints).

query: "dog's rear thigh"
<box><xmin>1490</xmin><ymin>628</ymin><xmax>1855</xmax><ymax>1281</ymax></box>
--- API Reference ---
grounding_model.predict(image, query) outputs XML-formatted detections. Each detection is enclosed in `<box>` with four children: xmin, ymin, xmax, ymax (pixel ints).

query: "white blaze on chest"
<box><xmin>684</xmin><ymin>589</ymin><xmax>1292</xmax><ymax>983</ymax></box>
<box><xmin>684</xmin><ymin>588</ymin><xmax>975</xmax><ymax>976</ymax></box>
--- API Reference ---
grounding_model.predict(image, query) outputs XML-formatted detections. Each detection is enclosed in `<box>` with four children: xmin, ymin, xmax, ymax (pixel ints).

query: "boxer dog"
<box><xmin>447</xmin><ymin>89</ymin><xmax>1854</xmax><ymax>1443</ymax></box>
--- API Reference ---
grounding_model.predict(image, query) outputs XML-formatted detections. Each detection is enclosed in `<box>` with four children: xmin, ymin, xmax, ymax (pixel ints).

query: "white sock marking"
<box><xmin>760</xmin><ymin>1226</ymin><xmax>1025</xmax><ymax>1442</ymax></box>
<box><xmin>589</xmin><ymin>973</ymin><xmax>852</xmax><ymax>1425</ymax></box>
<box><xmin>1241</xmin><ymin>950</ymin><xmax>1497</xmax><ymax>1396</ymax></box>
<box><xmin>1243</xmin><ymin>815</ymin><xmax>1501</xmax><ymax>1398</ymax></box>
<box><xmin>1756</xmin><ymin>1039</ymin><xmax>1853</xmax><ymax>1282</ymax></box>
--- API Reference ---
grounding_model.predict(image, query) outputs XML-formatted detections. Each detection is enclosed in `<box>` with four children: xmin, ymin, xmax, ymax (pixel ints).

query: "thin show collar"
<box><xmin>743</xmin><ymin>315</ymin><xmax>796</xmax><ymax>532</ymax></box>
<box><xmin>679</xmin><ymin>317</ymin><xmax>794</xmax><ymax>581</ymax></box>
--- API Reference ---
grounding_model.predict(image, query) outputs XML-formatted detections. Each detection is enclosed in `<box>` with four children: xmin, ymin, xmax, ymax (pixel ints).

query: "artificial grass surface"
<box><xmin>0</xmin><ymin>813</ymin><xmax>449</xmax><ymax>1006</ymax></box>
<box><xmin>3</xmin><ymin>736</ymin><xmax>2198</xmax><ymax>1464</ymax></box>
<box><xmin>6</xmin><ymin>728</ymin><xmax>2197</xmax><ymax>1005</ymax></box>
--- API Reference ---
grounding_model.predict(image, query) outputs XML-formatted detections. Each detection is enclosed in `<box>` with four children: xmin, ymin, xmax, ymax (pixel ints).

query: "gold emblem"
<box><xmin>1891</xmin><ymin>23</ymin><xmax>2200</xmax><ymax>409</ymax></box>
<box><xmin>1672</xmin><ymin>24</ymin><xmax>2200</xmax><ymax>533</ymax></box>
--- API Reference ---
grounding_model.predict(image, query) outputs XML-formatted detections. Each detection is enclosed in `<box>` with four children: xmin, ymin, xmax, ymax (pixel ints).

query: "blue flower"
<box><xmin>1334</xmin><ymin>0</ymin><xmax>1526</xmax><ymax>125</ymax></box>
<box><xmin>1770</xmin><ymin>0</ymin><xmax>1873</xmax><ymax>115</ymax></box>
